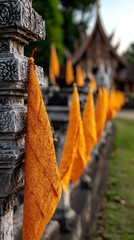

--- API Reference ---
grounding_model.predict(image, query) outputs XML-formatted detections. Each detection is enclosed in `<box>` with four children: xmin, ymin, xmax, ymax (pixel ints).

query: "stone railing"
<box><xmin>0</xmin><ymin>1</ymin><xmax>115</xmax><ymax>239</ymax></box>
<box><xmin>45</xmin><ymin>88</ymin><xmax>115</xmax><ymax>240</ymax></box>
<box><xmin>0</xmin><ymin>0</ymin><xmax>45</xmax><ymax>239</ymax></box>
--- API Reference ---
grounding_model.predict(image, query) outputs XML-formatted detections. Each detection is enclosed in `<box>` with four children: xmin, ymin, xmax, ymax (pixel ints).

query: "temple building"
<box><xmin>71</xmin><ymin>5</ymin><xmax>128</xmax><ymax>91</ymax></box>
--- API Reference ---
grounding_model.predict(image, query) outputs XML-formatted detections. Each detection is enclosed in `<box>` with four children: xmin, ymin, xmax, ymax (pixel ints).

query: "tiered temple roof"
<box><xmin>71</xmin><ymin>9</ymin><xmax>126</xmax><ymax>71</ymax></box>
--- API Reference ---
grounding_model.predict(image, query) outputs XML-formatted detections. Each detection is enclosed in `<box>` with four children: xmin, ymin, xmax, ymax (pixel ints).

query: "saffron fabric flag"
<box><xmin>59</xmin><ymin>84</ymin><xmax>86</xmax><ymax>192</ymax></box>
<box><xmin>120</xmin><ymin>91</ymin><xmax>125</xmax><ymax>108</ymax></box>
<box><xmin>116</xmin><ymin>91</ymin><xmax>125</xmax><ymax>111</ymax></box>
<box><xmin>88</xmin><ymin>72</ymin><xmax>97</xmax><ymax>92</ymax></box>
<box><xmin>89</xmin><ymin>78</ymin><xmax>97</xmax><ymax>92</ymax></box>
<box><xmin>83</xmin><ymin>90</ymin><xmax>97</xmax><ymax>162</ymax></box>
<box><xmin>49</xmin><ymin>44</ymin><xmax>60</xmax><ymax>84</ymax></box>
<box><xmin>95</xmin><ymin>88</ymin><xmax>107</xmax><ymax>141</ymax></box>
<box><xmin>76</xmin><ymin>64</ymin><xmax>84</xmax><ymax>87</ymax></box>
<box><xmin>107</xmin><ymin>89</ymin><xmax>117</xmax><ymax>120</ymax></box>
<box><xmin>71</xmin><ymin>117</ymin><xmax>86</xmax><ymax>184</ymax></box>
<box><xmin>107</xmin><ymin>89</ymin><xmax>125</xmax><ymax>121</ymax></box>
<box><xmin>102</xmin><ymin>88</ymin><xmax>109</xmax><ymax>124</ymax></box>
<box><xmin>65</xmin><ymin>59</ymin><xmax>74</xmax><ymax>85</ymax></box>
<box><xmin>23</xmin><ymin>56</ymin><xmax>62</xmax><ymax>240</ymax></box>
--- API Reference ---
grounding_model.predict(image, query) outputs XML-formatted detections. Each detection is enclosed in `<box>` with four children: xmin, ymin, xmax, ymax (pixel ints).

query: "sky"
<box><xmin>88</xmin><ymin>0</ymin><xmax>134</xmax><ymax>55</ymax></box>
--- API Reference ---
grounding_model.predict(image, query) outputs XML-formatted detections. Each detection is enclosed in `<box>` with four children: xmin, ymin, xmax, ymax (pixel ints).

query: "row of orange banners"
<box><xmin>49</xmin><ymin>44</ymin><xmax>90</xmax><ymax>87</ymax></box>
<box><xmin>22</xmin><ymin>51</ymin><xmax>125</xmax><ymax>240</ymax></box>
<box><xmin>59</xmin><ymin>86</ymin><xmax>125</xmax><ymax>193</ymax></box>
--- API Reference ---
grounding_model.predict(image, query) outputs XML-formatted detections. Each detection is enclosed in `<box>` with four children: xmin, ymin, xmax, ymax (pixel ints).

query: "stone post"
<box><xmin>0</xmin><ymin>0</ymin><xmax>45</xmax><ymax>239</ymax></box>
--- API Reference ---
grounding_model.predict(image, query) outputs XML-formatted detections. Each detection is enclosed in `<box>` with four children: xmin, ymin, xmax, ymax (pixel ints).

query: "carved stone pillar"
<box><xmin>0</xmin><ymin>0</ymin><xmax>45</xmax><ymax>239</ymax></box>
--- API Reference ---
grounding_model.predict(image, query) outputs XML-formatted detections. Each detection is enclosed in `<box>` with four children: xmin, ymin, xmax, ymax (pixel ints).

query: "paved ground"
<box><xmin>117</xmin><ymin>110</ymin><xmax>134</xmax><ymax>120</ymax></box>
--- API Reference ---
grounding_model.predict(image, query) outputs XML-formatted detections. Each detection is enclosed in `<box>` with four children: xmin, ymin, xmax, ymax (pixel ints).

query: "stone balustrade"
<box><xmin>0</xmin><ymin>0</ymin><xmax>45</xmax><ymax>239</ymax></box>
<box><xmin>0</xmin><ymin>1</ymin><xmax>115</xmax><ymax>239</ymax></box>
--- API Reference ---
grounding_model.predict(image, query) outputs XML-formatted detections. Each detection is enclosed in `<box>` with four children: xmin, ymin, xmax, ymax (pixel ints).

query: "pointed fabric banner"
<box><xmin>115</xmin><ymin>91</ymin><xmax>125</xmax><ymax>111</ymax></box>
<box><xmin>59</xmin><ymin>85</ymin><xmax>86</xmax><ymax>192</ymax></box>
<box><xmin>107</xmin><ymin>90</ymin><xmax>125</xmax><ymax>120</ymax></box>
<box><xmin>107</xmin><ymin>89</ymin><xmax>116</xmax><ymax>120</ymax></box>
<box><xmin>89</xmin><ymin>78</ymin><xmax>97</xmax><ymax>92</ymax></box>
<box><xmin>65</xmin><ymin>59</ymin><xmax>74</xmax><ymax>85</ymax></box>
<box><xmin>49</xmin><ymin>44</ymin><xmax>60</xmax><ymax>84</ymax></box>
<box><xmin>23</xmin><ymin>56</ymin><xmax>62</xmax><ymax>240</ymax></box>
<box><xmin>71</xmin><ymin>118</ymin><xmax>86</xmax><ymax>184</ymax></box>
<box><xmin>95</xmin><ymin>88</ymin><xmax>103</xmax><ymax>141</ymax></box>
<box><xmin>76</xmin><ymin>64</ymin><xmax>84</xmax><ymax>87</ymax></box>
<box><xmin>95</xmin><ymin>88</ymin><xmax>107</xmax><ymax>141</ymax></box>
<box><xmin>102</xmin><ymin>88</ymin><xmax>109</xmax><ymax>124</ymax></box>
<box><xmin>83</xmin><ymin>90</ymin><xmax>97</xmax><ymax>162</ymax></box>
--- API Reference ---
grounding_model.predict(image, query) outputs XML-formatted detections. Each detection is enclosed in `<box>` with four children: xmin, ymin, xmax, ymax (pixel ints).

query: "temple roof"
<box><xmin>71</xmin><ymin>10</ymin><xmax>126</xmax><ymax>67</ymax></box>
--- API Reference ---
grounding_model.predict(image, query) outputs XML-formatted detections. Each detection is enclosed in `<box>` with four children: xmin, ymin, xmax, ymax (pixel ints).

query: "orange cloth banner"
<box><xmin>23</xmin><ymin>56</ymin><xmax>62</xmax><ymax>240</ymax></box>
<box><xmin>107</xmin><ymin>89</ymin><xmax>118</xmax><ymax>120</ymax></box>
<box><xmin>71</xmin><ymin>118</ymin><xmax>86</xmax><ymax>184</ymax></box>
<box><xmin>83</xmin><ymin>90</ymin><xmax>97</xmax><ymax>162</ymax></box>
<box><xmin>89</xmin><ymin>78</ymin><xmax>97</xmax><ymax>92</ymax></box>
<box><xmin>59</xmin><ymin>84</ymin><xmax>86</xmax><ymax>192</ymax></box>
<box><xmin>95</xmin><ymin>88</ymin><xmax>107</xmax><ymax>141</ymax></box>
<box><xmin>49</xmin><ymin>44</ymin><xmax>60</xmax><ymax>84</ymax></box>
<box><xmin>107</xmin><ymin>89</ymin><xmax>125</xmax><ymax>120</ymax></box>
<box><xmin>107</xmin><ymin>89</ymin><xmax>116</xmax><ymax>120</ymax></box>
<box><xmin>65</xmin><ymin>59</ymin><xmax>74</xmax><ymax>85</ymax></box>
<box><xmin>102</xmin><ymin>88</ymin><xmax>109</xmax><ymax>124</ymax></box>
<box><xmin>76</xmin><ymin>64</ymin><xmax>84</xmax><ymax>87</ymax></box>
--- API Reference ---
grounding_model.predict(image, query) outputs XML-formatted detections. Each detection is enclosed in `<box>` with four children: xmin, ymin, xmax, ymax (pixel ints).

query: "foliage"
<box><xmin>60</xmin><ymin>0</ymin><xmax>97</xmax><ymax>52</ymax></box>
<box><xmin>25</xmin><ymin>0</ymin><xmax>64</xmax><ymax>73</ymax></box>
<box><xmin>127</xmin><ymin>43</ymin><xmax>134</xmax><ymax>64</ymax></box>
<box><xmin>25</xmin><ymin>0</ymin><xmax>97</xmax><ymax>73</ymax></box>
<box><xmin>94</xmin><ymin>118</ymin><xmax>134</xmax><ymax>239</ymax></box>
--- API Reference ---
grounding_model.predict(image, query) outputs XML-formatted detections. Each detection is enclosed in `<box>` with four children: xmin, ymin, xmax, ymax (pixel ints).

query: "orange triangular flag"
<box><xmin>71</xmin><ymin>118</ymin><xmax>86</xmax><ymax>184</ymax></box>
<box><xmin>59</xmin><ymin>84</ymin><xmax>86</xmax><ymax>192</ymax></box>
<box><xmin>23</xmin><ymin>55</ymin><xmax>62</xmax><ymax>240</ymax></box>
<box><xmin>115</xmin><ymin>90</ymin><xmax>125</xmax><ymax>111</ymax></box>
<box><xmin>89</xmin><ymin>78</ymin><xmax>97</xmax><ymax>92</ymax></box>
<box><xmin>95</xmin><ymin>88</ymin><xmax>107</xmax><ymax>141</ymax></box>
<box><xmin>76</xmin><ymin>64</ymin><xmax>84</xmax><ymax>87</ymax></box>
<box><xmin>95</xmin><ymin>88</ymin><xmax>103</xmax><ymax>141</ymax></box>
<box><xmin>83</xmin><ymin>89</ymin><xmax>97</xmax><ymax>162</ymax></box>
<box><xmin>65</xmin><ymin>59</ymin><xmax>74</xmax><ymax>85</ymax></box>
<box><xmin>49</xmin><ymin>44</ymin><xmax>60</xmax><ymax>84</ymax></box>
<box><xmin>107</xmin><ymin>89</ymin><xmax>116</xmax><ymax>120</ymax></box>
<box><xmin>102</xmin><ymin>88</ymin><xmax>109</xmax><ymax>124</ymax></box>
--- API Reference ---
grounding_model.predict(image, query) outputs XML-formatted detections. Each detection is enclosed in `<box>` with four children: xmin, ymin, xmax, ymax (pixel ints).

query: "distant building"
<box><xmin>71</xmin><ymin>6</ymin><xmax>128</xmax><ymax>90</ymax></box>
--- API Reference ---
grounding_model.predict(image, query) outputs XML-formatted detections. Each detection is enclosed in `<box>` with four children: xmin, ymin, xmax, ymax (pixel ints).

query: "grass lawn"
<box><xmin>94</xmin><ymin>118</ymin><xmax>134</xmax><ymax>240</ymax></box>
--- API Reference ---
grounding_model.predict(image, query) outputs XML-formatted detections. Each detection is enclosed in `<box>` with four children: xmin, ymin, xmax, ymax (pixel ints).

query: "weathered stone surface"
<box><xmin>0</xmin><ymin>0</ymin><xmax>45</xmax><ymax>43</ymax></box>
<box><xmin>0</xmin><ymin>0</ymin><xmax>45</xmax><ymax>238</ymax></box>
<box><xmin>0</xmin><ymin>107</ymin><xmax>26</xmax><ymax>133</ymax></box>
<box><xmin>13</xmin><ymin>204</ymin><xmax>23</xmax><ymax>240</ymax></box>
<box><xmin>0</xmin><ymin>209</ymin><xmax>13</xmax><ymax>240</ymax></box>
<box><xmin>41</xmin><ymin>221</ymin><xmax>60</xmax><ymax>240</ymax></box>
<box><xmin>0</xmin><ymin>54</ymin><xmax>44</xmax><ymax>92</ymax></box>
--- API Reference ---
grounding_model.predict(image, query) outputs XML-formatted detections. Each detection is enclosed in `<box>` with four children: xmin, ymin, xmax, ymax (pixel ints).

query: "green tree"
<box><xmin>25</xmin><ymin>0</ymin><xmax>64</xmax><ymax>74</ymax></box>
<box><xmin>25</xmin><ymin>0</ymin><xmax>97</xmax><ymax>73</ymax></box>
<box><xmin>60</xmin><ymin>0</ymin><xmax>97</xmax><ymax>52</ymax></box>
<box><xmin>127</xmin><ymin>43</ymin><xmax>134</xmax><ymax>64</ymax></box>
